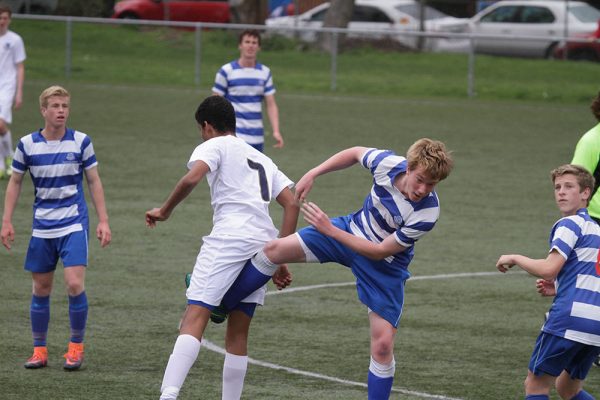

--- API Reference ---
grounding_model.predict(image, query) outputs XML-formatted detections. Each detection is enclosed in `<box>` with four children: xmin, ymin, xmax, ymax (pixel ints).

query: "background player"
<box><xmin>212</xmin><ymin>29</ymin><xmax>283</xmax><ymax>152</ymax></box>
<box><xmin>145</xmin><ymin>96</ymin><xmax>298</xmax><ymax>400</ymax></box>
<box><xmin>0</xmin><ymin>5</ymin><xmax>25</xmax><ymax>179</ymax></box>
<box><xmin>1</xmin><ymin>85</ymin><xmax>111</xmax><ymax>370</ymax></box>
<box><xmin>214</xmin><ymin>138</ymin><xmax>453</xmax><ymax>399</ymax></box>
<box><xmin>496</xmin><ymin>164</ymin><xmax>600</xmax><ymax>400</ymax></box>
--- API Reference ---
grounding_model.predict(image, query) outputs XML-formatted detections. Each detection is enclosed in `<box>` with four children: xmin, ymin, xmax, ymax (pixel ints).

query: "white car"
<box><xmin>265</xmin><ymin>0</ymin><xmax>468</xmax><ymax>51</ymax></box>
<box><xmin>469</xmin><ymin>0</ymin><xmax>600</xmax><ymax>58</ymax></box>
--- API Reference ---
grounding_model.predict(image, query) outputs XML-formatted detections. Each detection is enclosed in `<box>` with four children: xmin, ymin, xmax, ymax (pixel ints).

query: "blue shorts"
<box><xmin>25</xmin><ymin>230</ymin><xmax>89</xmax><ymax>273</ymax></box>
<box><xmin>297</xmin><ymin>215</ymin><xmax>411</xmax><ymax>328</ymax></box>
<box><xmin>188</xmin><ymin>300</ymin><xmax>257</xmax><ymax>318</ymax></box>
<box><xmin>529</xmin><ymin>332</ymin><xmax>600</xmax><ymax>379</ymax></box>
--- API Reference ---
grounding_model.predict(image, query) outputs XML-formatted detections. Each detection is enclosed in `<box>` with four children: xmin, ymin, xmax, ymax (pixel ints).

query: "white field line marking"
<box><xmin>201</xmin><ymin>338</ymin><xmax>464</xmax><ymax>400</ymax></box>
<box><xmin>266</xmin><ymin>270</ymin><xmax>518</xmax><ymax>296</ymax></box>
<box><xmin>203</xmin><ymin>271</ymin><xmax>516</xmax><ymax>399</ymax></box>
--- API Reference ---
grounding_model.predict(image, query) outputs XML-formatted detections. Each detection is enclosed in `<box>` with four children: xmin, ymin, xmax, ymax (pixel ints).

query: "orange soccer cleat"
<box><xmin>63</xmin><ymin>342</ymin><xmax>84</xmax><ymax>371</ymax></box>
<box><xmin>24</xmin><ymin>346</ymin><xmax>48</xmax><ymax>369</ymax></box>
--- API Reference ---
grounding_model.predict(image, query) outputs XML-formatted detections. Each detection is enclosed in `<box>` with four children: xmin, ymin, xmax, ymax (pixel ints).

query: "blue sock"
<box><xmin>571</xmin><ymin>391</ymin><xmax>595</xmax><ymax>400</ymax></box>
<box><xmin>30</xmin><ymin>295</ymin><xmax>50</xmax><ymax>347</ymax></box>
<box><xmin>68</xmin><ymin>291</ymin><xmax>88</xmax><ymax>343</ymax></box>
<box><xmin>525</xmin><ymin>395</ymin><xmax>549</xmax><ymax>400</ymax></box>
<box><xmin>222</xmin><ymin>258</ymin><xmax>271</xmax><ymax>310</ymax></box>
<box><xmin>367</xmin><ymin>371</ymin><xmax>394</xmax><ymax>400</ymax></box>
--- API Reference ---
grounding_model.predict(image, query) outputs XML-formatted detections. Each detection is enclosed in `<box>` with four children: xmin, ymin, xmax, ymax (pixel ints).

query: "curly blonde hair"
<box><xmin>406</xmin><ymin>138</ymin><xmax>454</xmax><ymax>181</ymax></box>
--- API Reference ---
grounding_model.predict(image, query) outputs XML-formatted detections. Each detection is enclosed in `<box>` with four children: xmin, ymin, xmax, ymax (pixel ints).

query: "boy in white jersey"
<box><xmin>145</xmin><ymin>95</ymin><xmax>298</xmax><ymax>400</ymax></box>
<box><xmin>0</xmin><ymin>5</ymin><xmax>25</xmax><ymax>179</ymax></box>
<box><xmin>1</xmin><ymin>86</ymin><xmax>111</xmax><ymax>370</ymax></box>
<box><xmin>497</xmin><ymin>164</ymin><xmax>600</xmax><ymax>400</ymax></box>
<box><xmin>212</xmin><ymin>29</ymin><xmax>283</xmax><ymax>152</ymax></box>
<box><xmin>215</xmin><ymin>138</ymin><xmax>454</xmax><ymax>399</ymax></box>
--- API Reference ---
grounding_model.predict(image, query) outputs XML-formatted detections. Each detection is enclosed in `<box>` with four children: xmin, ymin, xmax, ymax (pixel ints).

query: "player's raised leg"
<box><xmin>216</xmin><ymin>235</ymin><xmax>306</xmax><ymax>319</ymax></box>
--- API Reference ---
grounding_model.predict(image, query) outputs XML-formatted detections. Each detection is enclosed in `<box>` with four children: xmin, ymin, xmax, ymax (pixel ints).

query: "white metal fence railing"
<box><xmin>13</xmin><ymin>13</ymin><xmax>597</xmax><ymax>97</ymax></box>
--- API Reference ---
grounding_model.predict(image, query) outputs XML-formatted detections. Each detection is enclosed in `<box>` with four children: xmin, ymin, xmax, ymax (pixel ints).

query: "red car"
<box><xmin>112</xmin><ymin>0</ymin><xmax>230</xmax><ymax>23</ymax></box>
<box><xmin>553</xmin><ymin>20</ymin><xmax>600</xmax><ymax>62</ymax></box>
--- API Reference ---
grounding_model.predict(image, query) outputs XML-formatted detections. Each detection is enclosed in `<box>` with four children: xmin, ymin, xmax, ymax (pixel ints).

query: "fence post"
<box><xmin>467</xmin><ymin>36</ymin><xmax>475</xmax><ymax>98</ymax></box>
<box><xmin>330</xmin><ymin>31</ymin><xmax>338</xmax><ymax>92</ymax></box>
<box><xmin>195</xmin><ymin>24</ymin><xmax>202</xmax><ymax>87</ymax></box>
<box><xmin>65</xmin><ymin>17</ymin><xmax>72</xmax><ymax>80</ymax></box>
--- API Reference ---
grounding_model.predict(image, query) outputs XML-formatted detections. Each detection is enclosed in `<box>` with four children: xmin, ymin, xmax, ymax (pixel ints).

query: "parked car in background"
<box><xmin>265</xmin><ymin>0</ymin><xmax>468</xmax><ymax>51</ymax></box>
<box><xmin>468</xmin><ymin>0</ymin><xmax>600</xmax><ymax>58</ymax></box>
<box><xmin>112</xmin><ymin>0</ymin><xmax>229</xmax><ymax>23</ymax></box>
<box><xmin>552</xmin><ymin>20</ymin><xmax>600</xmax><ymax>61</ymax></box>
<box><xmin>2</xmin><ymin>0</ymin><xmax>57</xmax><ymax>14</ymax></box>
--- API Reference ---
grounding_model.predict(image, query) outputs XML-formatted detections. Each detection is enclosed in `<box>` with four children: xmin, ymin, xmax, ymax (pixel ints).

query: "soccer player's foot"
<box><xmin>210</xmin><ymin>304</ymin><xmax>228</xmax><ymax>324</ymax></box>
<box><xmin>24</xmin><ymin>346</ymin><xmax>48</xmax><ymax>369</ymax></box>
<box><xmin>63</xmin><ymin>342</ymin><xmax>84</xmax><ymax>370</ymax></box>
<box><xmin>184</xmin><ymin>272</ymin><xmax>191</xmax><ymax>288</ymax></box>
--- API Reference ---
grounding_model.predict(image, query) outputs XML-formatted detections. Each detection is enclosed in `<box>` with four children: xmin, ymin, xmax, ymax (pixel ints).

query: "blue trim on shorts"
<box><xmin>529</xmin><ymin>332</ymin><xmax>600</xmax><ymax>379</ymax></box>
<box><xmin>25</xmin><ymin>230</ymin><xmax>89</xmax><ymax>273</ymax></box>
<box><xmin>297</xmin><ymin>215</ymin><xmax>410</xmax><ymax>328</ymax></box>
<box><xmin>187</xmin><ymin>300</ymin><xmax>257</xmax><ymax>318</ymax></box>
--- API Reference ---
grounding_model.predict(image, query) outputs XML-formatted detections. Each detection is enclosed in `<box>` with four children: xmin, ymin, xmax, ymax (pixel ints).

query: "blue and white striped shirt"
<box><xmin>212</xmin><ymin>61</ymin><xmax>275</xmax><ymax>146</ymax></box>
<box><xmin>543</xmin><ymin>208</ymin><xmax>600</xmax><ymax>346</ymax></box>
<box><xmin>350</xmin><ymin>148</ymin><xmax>440</xmax><ymax>270</ymax></box>
<box><xmin>12</xmin><ymin>129</ymin><xmax>97</xmax><ymax>238</ymax></box>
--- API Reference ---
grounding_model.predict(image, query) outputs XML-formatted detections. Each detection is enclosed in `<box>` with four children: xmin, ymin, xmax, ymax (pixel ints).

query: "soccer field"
<box><xmin>0</xmin><ymin>80</ymin><xmax>598</xmax><ymax>399</ymax></box>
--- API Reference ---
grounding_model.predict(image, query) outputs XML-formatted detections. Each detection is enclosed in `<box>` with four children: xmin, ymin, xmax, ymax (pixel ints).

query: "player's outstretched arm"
<box><xmin>496</xmin><ymin>251</ymin><xmax>565</xmax><ymax>281</ymax></box>
<box><xmin>301</xmin><ymin>201</ymin><xmax>405</xmax><ymax>260</ymax></box>
<box><xmin>271</xmin><ymin>186</ymin><xmax>300</xmax><ymax>289</ymax></box>
<box><xmin>295</xmin><ymin>146</ymin><xmax>368</xmax><ymax>202</ymax></box>
<box><xmin>85</xmin><ymin>167</ymin><xmax>111</xmax><ymax>247</ymax></box>
<box><xmin>145</xmin><ymin>160</ymin><xmax>210</xmax><ymax>228</ymax></box>
<box><xmin>1</xmin><ymin>172</ymin><xmax>24</xmax><ymax>250</ymax></box>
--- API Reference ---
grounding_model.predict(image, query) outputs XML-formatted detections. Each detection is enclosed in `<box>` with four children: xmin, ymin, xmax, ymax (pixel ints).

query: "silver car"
<box><xmin>469</xmin><ymin>0</ymin><xmax>600</xmax><ymax>58</ymax></box>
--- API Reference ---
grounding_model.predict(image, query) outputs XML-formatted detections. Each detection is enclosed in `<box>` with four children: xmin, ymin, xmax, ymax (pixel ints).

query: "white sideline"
<box><xmin>203</xmin><ymin>271</ymin><xmax>515</xmax><ymax>400</ymax></box>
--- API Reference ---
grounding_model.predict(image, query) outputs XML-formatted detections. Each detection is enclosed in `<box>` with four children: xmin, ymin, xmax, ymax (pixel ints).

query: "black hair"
<box><xmin>195</xmin><ymin>95</ymin><xmax>236</xmax><ymax>134</ymax></box>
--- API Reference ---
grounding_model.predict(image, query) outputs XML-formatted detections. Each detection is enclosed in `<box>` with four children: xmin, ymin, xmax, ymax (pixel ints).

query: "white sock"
<box><xmin>222</xmin><ymin>353</ymin><xmax>248</xmax><ymax>400</ymax></box>
<box><xmin>369</xmin><ymin>356</ymin><xmax>395</xmax><ymax>378</ymax></box>
<box><xmin>252</xmin><ymin>250</ymin><xmax>278</xmax><ymax>275</ymax></box>
<box><xmin>160</xmin><ymin>334</ymin><xmax>201</xmax><ymax>398</ymax></box>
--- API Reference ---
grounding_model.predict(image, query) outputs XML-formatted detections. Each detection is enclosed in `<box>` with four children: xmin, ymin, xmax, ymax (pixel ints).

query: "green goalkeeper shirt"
<box><xmin>572</xmin><ymin>122</ymin><xmax>600</xmax><ymax>220</ymax></box>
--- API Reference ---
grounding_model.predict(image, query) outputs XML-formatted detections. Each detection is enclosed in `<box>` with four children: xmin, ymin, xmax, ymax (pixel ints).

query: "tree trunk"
<box><xmin>230</xmin><ymin>0</ymin><xmax>269</xmax><ymax>24</ymax></box>
<box><xmin>318</xmin><ymin>0</ymin><xmax>355</xmax><ymax>52</ymax></box>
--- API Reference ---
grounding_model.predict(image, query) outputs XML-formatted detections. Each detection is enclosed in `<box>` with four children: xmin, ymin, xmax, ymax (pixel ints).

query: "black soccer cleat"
<box><xmin>210</xmin><ymin>304</ymin><xmax>228</xmax><ymax>324</ymax></box>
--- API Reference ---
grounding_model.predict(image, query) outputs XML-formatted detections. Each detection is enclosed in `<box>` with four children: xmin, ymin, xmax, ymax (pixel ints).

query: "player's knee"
<box><xmin>64</xmin><ymin>279</ymin><xmax>84</xmax><ymax>296</ymax></box>
<box><xmin>262</xmin><ymin>240</ymin><xmax>280</xmax><ymax>262</ymax></box>
<box><xmin>0</xmin><ymin>120</ymin><xmax>8</xmax><ymax>135</ymax></box>
<box><xmin>33</xmin><ymin>281</ymin><xmax>52</xmax><ymax>296</ymax></box>
<box><xmin>371</xmin><ymin>336</ymin><xmax>394</xmax><ymax>360</ymax></box>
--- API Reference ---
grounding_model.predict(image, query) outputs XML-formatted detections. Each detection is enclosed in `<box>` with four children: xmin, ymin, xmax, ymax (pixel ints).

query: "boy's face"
<box><xmin>41</xmin><ymin>95</ymin><xmax>70</xmax><ymax>127</ymax></box>
<box><xmin>0</xmin><ymin>12</ymin><xmax>11</xmax><ymax>34</ymax></box>
<box><xmin>402</xmin><ymin>165</ymin><xmax>439</xmax><ymax>202</ymax></box>
<box><xmin>238</xmin><ymin>34</ymin><xmax>260</xmax><ymax>59</ymax></box>
<box><xmin>554</xmin><ymin>173</ymin><xmax>590</xmax><ymax>216</ymax></box>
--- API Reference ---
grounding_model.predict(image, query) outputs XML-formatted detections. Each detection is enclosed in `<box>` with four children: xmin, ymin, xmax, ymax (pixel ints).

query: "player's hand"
<box><xmin>272</xmin><ymin>264</ymin><xmax>292</xmax><ymax>290</ymax></box>
<box><xmin>295</xmin><ymin>172</ymin><xmax>316</xmax><ymax>202</ymax></box>
<box><xmin>97</xmin><ymin>221</ymin><xmax>111</xmax><ymax>248</ymax></box>
<box><xmin>536</xmin><ymin>279</ymin><xmax>556</xmax><ymax>297</ymax></box>
<box><xmin>301</xmin><ymin>201</ymin><xmax>335</xmax><ymax>236</ymax></box>
<box><xmin>495</xmin><ymin>255</ymin><xmax>515</xmax><ymax>273</ymax></box>
<box><xmin>1</xmin><ymin>222</ymin><xmax>15</xmax><ymax>250</ymax></box>
<box><xmin>14</xmin><ymin>93</ymin><xmax>23</xmax><ymax>110</ymax></box>
<box><xmin>272</xmin><ymin>131</ymin><xmax>284</xmax><ymax>149</ymax></box>
<box><xmin>145</xmin><ymin>208</ymin><xmax>168</xmax><ymax>228</ymax></box>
